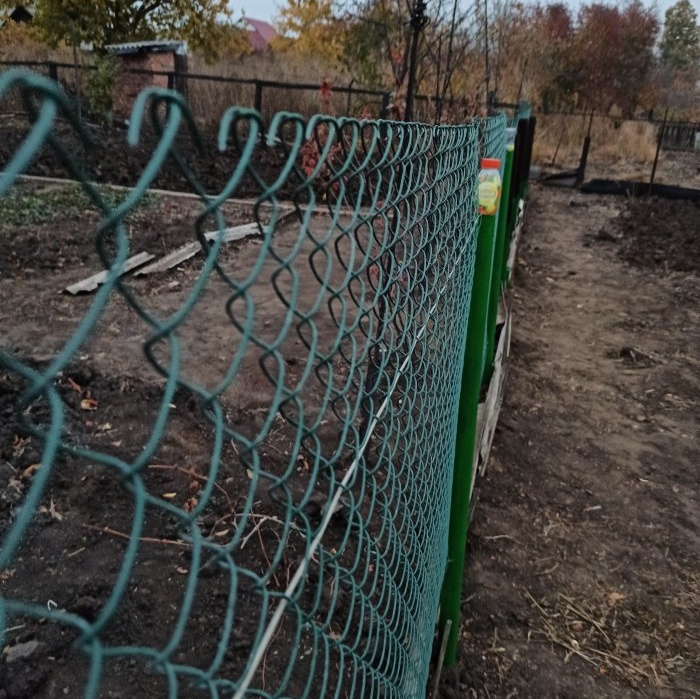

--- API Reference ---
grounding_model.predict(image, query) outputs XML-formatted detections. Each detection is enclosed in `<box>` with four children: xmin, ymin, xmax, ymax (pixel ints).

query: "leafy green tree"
<box><xmin>0</xmin><ymin>0</ymin><xmax>232</xmax><ymax>56</ymax></box>
<box><xmin>659</xmin><ymin>0</ymin><xmax>700</xmax><ymax>70</ymax></box>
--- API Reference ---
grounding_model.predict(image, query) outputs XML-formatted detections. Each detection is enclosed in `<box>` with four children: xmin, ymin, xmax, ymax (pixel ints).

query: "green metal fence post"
<box><xmin>496</xmin><ymin>144</ymin><xmax>515</xmax><ymax>286</ymax></box>
<box><xmin>439</xmin><ymin>204</ymin><xmax>499</xmax><ymax>666</ymax></box>
<box><xmin>484</xmin><ymin>149</ymin><xmax>513</xmax><ymax>382</ymax></box>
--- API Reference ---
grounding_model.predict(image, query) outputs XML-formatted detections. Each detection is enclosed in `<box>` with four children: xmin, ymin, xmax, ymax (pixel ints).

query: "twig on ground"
<box><xmin>535</xmin><ymin>562</ymin><xmax>560</xmax><ymax>576</ymax></box>
<box><xmin>560</xmin><ymin>594</ymin><xmax>612</xmax><ymax>644</ymax></box>
<box><xmin>256</xmin><ymin>525</ymin><xmax>281</xmax><ymax>588</ymax></box>
<box><xmin>81</xmin><ymin>523</ymin><xmax>190</xmax><ymax>548</ymax></box>
<box><xmin>147</xmin><ymin>463</ymin><xmax>233</xmax><ymax>508</ymax></box>
<box><xmin>523</xmin><ymin>587</ymin><xmax>687</xmax><ymax>687</ymax></box>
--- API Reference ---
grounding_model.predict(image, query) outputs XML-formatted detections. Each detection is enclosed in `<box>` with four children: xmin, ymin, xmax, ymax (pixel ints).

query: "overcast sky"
<box><xmin>233</xmin><ymin>0</ymin><xmax>699</xmax><ymax>26</ymax></box>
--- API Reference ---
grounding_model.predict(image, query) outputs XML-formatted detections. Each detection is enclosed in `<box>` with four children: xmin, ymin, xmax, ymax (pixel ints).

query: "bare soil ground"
<box><xmin>0</xmin><ymin>116</ymin><xmax>337</xmax><ymax>201</ymax></box>
<box><xmin>1</xmin><ymin>171</ymin><xmax>698</xmax><ymax>698</ymax></box>
<box><xmin>442</xmin><ymin>186</ymin><xmax>699</xmax><ymax>698</ymax></box>
<box><xmin>0</xmin><ymin>182</ymin><xmax>360</xmax><ymax>698</ymax></box>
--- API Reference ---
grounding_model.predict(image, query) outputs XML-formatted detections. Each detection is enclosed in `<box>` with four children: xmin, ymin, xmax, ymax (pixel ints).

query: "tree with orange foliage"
<box><xmin>571</xmin><ymin>1</ymin><xmax>658</xmax><ymax>115</ymax></box>
<box><xmin>273</xmin><ymin>0</ymin><xmax>347</xmax><ymax>64</ymax></box>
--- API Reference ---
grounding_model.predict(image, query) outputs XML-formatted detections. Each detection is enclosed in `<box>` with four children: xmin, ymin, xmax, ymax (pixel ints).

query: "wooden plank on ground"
<box><xmin>133</xmin><ymin>241</ymin><xmax>201</xmax><ymax>276</ymax></box>
<box><xmin>134</xmin><ymin>222</ymin><xmax>261</xmax><ymax>277</ymax></box>
<box><xmin>497</xmin><ymin>304</ymin><xmax>506</xmax><ymax>326</ymax></box>
<box><xmin>207</xmin><ymin>222</ymin><xmax>260</xmax><ymax>244</ymax></box>
<box><xmin>506</xmin><ymin>199</ymin><xmax>526</xmax><ymax>284</ymax></box>
<box><xmin>65</xmin><ymin>251</ymin><xmax>155</xmax><ymax>295</ymax></box>
<box><xmin>469</xmin><ymin>202</ymin><xmax>523</xmax><ymax>510</ymax></box>
<box><xmin>478</xmin><ymin>316</ymin><xmax>509</xmax><ymax>473</ymax></box>
<box><xmin>471</xmin><ymin>402</ymin><xmax>487</xmax><ymax>501</ymax></box>
<box><xmin>472</xmin><ymin>302</ymin><xmax>511</xmax><ymax>493</ymax></box>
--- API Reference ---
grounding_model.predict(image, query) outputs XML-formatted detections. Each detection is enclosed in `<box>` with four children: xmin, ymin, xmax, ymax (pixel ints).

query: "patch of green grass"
<box><xmin>0</xmin><ymin>184</ymin><xmax>155</xmax><ymax>230</ymax></box>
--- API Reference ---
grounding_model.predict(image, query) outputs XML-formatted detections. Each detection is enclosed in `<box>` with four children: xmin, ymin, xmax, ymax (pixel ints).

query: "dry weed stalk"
<box><xmin>524</xmin><ymin>587</ymin><xmax>692</xmax><ymax>689</ymax></box>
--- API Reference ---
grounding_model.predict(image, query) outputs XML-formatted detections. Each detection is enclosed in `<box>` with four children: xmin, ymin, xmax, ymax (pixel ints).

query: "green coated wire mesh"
<box><xmin>0</xmin><ymin>70</ymin><xmax>506</xmax><ymax>698</ymax></box>
<box><xmin>481</xmin><ymin>113</ymin><xmax>507</xmax><ymax>163</ymax></box>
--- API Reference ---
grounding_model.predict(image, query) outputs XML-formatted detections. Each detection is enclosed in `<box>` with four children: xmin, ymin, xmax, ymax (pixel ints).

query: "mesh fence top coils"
<box><xmin>0</xmin><ymin>70</ymin><xmax>506</xmax><ymax>698</ymax></box>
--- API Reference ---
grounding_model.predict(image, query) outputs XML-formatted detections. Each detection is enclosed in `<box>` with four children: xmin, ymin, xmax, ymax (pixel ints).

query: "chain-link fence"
<box><xmin>0</xmin><ymin>69</ymin><xmax>511</xmax><ymax>698</ymax></box>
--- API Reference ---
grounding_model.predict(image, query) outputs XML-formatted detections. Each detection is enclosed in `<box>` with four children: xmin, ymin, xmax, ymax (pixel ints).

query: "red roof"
<box><xmin>246</xmin><ymin>18</ymin><xmax>277</xmax><ymax>52</ymax></box>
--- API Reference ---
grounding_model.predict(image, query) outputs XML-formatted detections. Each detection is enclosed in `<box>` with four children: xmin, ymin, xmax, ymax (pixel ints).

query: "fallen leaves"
<box><xmin>66</xmin><ymin>377</ymin><xmax>82</xmax><ymax>394</ymax></box>
<box><xmin>58</xmin><ymin>373</ymin><xmax>100</xmax><ymax>412</ymax></box>
<box><xmin>38</xmin><ymin>499</ymin><xmax>63</xmax><ymax>522</ymax></box>
<box><xmin>80</xmin><ymin>397</ymin><xmax>98</xmax><ymax>411</ymax></box>
<box><xmin>21</xmin><ymin>463</ymin><xmax>41</xmax><ymax>479</ymax></box>
<box><xmin>607</xmin><ymin>591</ymin><xmax>626</xmax><ymax>606</ymax></box>
<box><xmin>12</xmin><ymin>435</ymin><xmax>30</xmax><ymax>459</ymax></box>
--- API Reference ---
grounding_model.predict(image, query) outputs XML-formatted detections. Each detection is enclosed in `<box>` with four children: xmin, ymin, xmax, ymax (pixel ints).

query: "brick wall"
<box><xmin>113</xmin><ymin>52</ymin><xmax>176</xmax><ymax>118</ymax></box>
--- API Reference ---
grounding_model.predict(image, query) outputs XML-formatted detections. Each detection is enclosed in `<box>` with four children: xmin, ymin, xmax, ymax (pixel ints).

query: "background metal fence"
<box><xmin>533</xmin><ymin>108</ymin><xmax>699</xmax><ymax>195</ymax></box>
<box><xmin>0</xmin><ymin>60</ymin><xmax>488</xmax><ymax>124</ymax></box>
<box><xmin>0</xmin><ymin>60</ymin><xmax>391</xmax><ymax>122</ymax></box>
<box><xmin>0</xmin><ymin>69</ymin><xmax>509</xmax><ymax>697</ymax></box>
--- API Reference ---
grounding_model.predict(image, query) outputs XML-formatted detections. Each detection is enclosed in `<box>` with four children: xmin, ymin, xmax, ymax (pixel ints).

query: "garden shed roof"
<box><xmin>105</xmin><ymin>40</ymin><xmax>187</xmax><ymax>56</ymax></box>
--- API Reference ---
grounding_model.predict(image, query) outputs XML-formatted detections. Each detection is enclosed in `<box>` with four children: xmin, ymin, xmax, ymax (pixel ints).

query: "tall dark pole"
<box><xmin>71</xmin><ymin>28</ymin><xmax>82</xmax><ymax>122</ymax></box>
<box><xmin>404</xmin><ymin>0</ymin><xmax>428</xmax><ymax>122</ymax></box>
<box><xmin>649</xmin><ymin>107</ymin><xmax>668</xmax><ymax>194</ymax></box>
<box><xmin>484</xmin><ymin>0</ymin><xmax>490</xmax><ymax>113</ymax></box>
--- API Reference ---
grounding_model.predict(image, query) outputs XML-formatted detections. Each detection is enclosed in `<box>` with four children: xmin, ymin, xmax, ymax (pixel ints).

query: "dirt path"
<box><xmin>444</xmin><ymin>186</ymin><xmax>700</xmax><ymax>698</ymax></box>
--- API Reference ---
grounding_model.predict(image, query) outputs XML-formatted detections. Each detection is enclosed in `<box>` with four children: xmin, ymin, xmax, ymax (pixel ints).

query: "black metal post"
<box><xmin>649</xmin><ymin>107</ymin><xmax>668</xmax><ymax>194</ymax></box>
<box><xmin>346</xmin><ymin>78</ymin><xmax>355</xmax><ymax>116</ymax></box>
<box><xmin>71</xmin><ymin>34</ymin><xmax>82</xmax><ymax>122</ymax></box>
<box><xmin>380</xmin><ymin>92</ymin><xmax>391</xmax><ymax>119</ymax></box>
<box><xmin>254</xmin><ymin>80</ymin><xmax>263</xmax><ymax>114</ymax></box>
<box><xmin>575</xmin><ymin>110</ymin><xmax>594</xmax><ymax>188</ymax></box>
<box><xmin>404</xmin><ymin>0</ymin><xmax>428</xmax><ymax>122</ymax></box>
<box><xmin>484</xmin><ymin>0</ymin><xmax>490</xmax><ymax>114</ymax></box>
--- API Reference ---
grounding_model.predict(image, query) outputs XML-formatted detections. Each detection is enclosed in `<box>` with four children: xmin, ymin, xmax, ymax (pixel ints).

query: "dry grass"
<box><xmin>188</xmin><ymin>52</ymin><xmax>345</xmax><ymax>85</ymax></box>
<box><xmin>186</xmin><ymin>52</ymin><xmax>369</xmax><ymax>124</ymax></box>
<box><xmin>0</xmin><ymin>33</ymin><xmax>83</xmax><ymax>114</ymax></box>
<box><xmin>0</xmin><ymin>32</ymin><xmax>692</xmax><ymax>148</ymax></box>
<box><xmin>524</xmin><ymin>584</ymin><xmax>697</xmax><ymax>690</ymax></box>
<box><xmin>0</xmin><ymin>36</ymin><xmax>365</xmax><ymax>123</ymax></box>
<box><xmin>0</xmin><ymin>25</ymin><xmax>73</xmax><ymax>63</ymax></box>
<box><xmin>533</xmin><ymin>114</ymin><xmax>659</xmax><ymax>169</ymax></box>
<box><xmin>532</xmin><ymin>113</ymin><xmax>700</xmax><ymax>185</ymax></box>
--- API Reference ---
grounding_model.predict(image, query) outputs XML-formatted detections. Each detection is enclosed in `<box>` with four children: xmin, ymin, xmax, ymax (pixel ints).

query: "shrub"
<box><xmin>86</xmin><ymin>54</ymin><xmax>118</xmax><ymax>122</ymax></box>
